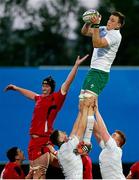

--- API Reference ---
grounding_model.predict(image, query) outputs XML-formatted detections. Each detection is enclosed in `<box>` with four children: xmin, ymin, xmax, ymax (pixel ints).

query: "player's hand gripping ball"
<box><xmin>73</xmin><ymin>141</ymin><xmax>92</xmax><ymax>155</ymax></box>
<box><xmin>82</xmin><ymin>9</ymin><xmax>100</xmax><ymax>24</ymax></box>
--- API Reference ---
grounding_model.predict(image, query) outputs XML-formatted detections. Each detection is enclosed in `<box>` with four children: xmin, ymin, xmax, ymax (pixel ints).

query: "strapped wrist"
<box><xmin>91</xmin><ymin>24</ymin><xmax>99</xmax><ymax>28</ymax></box>
<box><xmin>85</xmin><ymin>23</ymin><xmax>91</xmax><ymax>28</ymax></box>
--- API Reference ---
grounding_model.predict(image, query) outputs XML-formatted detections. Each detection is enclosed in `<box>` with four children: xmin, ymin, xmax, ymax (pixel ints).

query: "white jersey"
<box><xmin>57</xmin><ymin>135</ymin><xmax>83</xmax><ymax>179</ymax></box>
<box><xmin>99</xmin><ymin>137</ymin><xmax>125</xmax><ymax>179</ymax></box>
<box><xmin>90</xmin><ymin>26</ymin><xmax>122</xmax><ymax>72</ymax></box>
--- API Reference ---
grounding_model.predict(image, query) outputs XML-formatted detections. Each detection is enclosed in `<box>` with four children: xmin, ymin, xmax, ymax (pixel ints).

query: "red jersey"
<box><xmin>30</xmin><ymin>90</ymin><xmax>66</xmax><ymax>136</ymax></box>
<box><xmin>130</xmin><ymin>161</ymin><xmax>139</xmax><ymax>179</ymax></box>
<box><xmin>1</xmin><ymin>162</ymin><xmax>25</xmax><ymax>179</ymax></box>
<box><xmin>82</xmin><ymin>155</ymin><xmax>93</xmax><ymax>179</ymax></box>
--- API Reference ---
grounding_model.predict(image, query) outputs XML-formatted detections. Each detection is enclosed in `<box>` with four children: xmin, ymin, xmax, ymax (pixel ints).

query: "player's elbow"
<box><xmin>81</xmin><ymin>29</ymin><xmax>86</xmax><ymax>35</ymax></box>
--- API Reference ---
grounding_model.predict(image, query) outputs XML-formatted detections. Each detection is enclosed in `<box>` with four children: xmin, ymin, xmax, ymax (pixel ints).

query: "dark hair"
<box><xmin>50</xmin><ymin>130</ymin><xmax>60</xmax><ymax>147</ymax></box>
<box><xmin>115</xmin><ymin>130</ymin><xmax>126</xmax><ymax>147</ymax></box>
<box><xmin>7</xmin><ymin>147</ymin><xmax>18</xmax><ymax>162</ymax></box>
<box><xmin>111</xmin><ymin>11</ymin><xmax>125</xmax><ymax>27</ymax></box>
<box><xmin>42</xmin><ymin>76</ymin><xmax>56</xmax><ymax>94</ymax></box>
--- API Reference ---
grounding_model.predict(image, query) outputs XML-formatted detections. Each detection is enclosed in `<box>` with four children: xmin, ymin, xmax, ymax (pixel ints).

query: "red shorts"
<box><xmin>28</xmin><ymin>136</ymin><xmax>51</xmax><ymax>161</ymax></box>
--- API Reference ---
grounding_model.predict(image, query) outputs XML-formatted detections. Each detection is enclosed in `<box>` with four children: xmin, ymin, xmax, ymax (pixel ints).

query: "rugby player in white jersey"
<box><xmin>93</xmin><ymin>100</ymin><xmax>126</xmax><ymax>179</ymax></box>
<box><xmin>80</xmin><ymin>11</ymin><xmax>125</xmax><ymax>100</ymax></box>
<box><xmin>50</xmin><ymin>98</ymin><xmax>94</xmax><ymax>179</ymax></box>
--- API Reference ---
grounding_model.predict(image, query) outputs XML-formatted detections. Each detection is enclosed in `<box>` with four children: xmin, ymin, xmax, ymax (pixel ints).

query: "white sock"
<box><xmin>83</xmin><ymin>115</ymin><xmax>95</xmax><ymax>144</ymax></box>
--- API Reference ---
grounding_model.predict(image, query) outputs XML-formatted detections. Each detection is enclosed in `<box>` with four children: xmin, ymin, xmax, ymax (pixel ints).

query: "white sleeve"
<box><xmin>99</xmin><ymin>140</ymin><xmax>106</xmax><ymax>149</ymax></box>
<box><xmin>105</xmin><ymin>30</ymin><xmax>120</xmax><ymax>46</ymax></box>
<box><xmin>68</xmin><ymin>135</ymin><xmax>80</xmax><ymax>149</ymax></box>
<box><xmin>105</xmin><ymin>136</ymin><xmax>117</xmax><ymax>150</ymax></box>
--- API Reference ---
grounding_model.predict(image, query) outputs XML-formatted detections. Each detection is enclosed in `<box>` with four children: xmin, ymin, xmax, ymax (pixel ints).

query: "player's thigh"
<box><xmin>30</xmin><ymin>152</ymin><xmax>50</xmax><ymax>178</ymax></box>
<box><xmin>82</xmin><ymin>68</ymin><xmax>109</xmax><ymax>96</ymax></box>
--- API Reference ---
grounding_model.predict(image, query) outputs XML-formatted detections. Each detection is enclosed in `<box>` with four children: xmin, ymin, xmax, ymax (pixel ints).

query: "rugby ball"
<box><xmin>82</xmin><ymin>9</ymin><xmax>100</xmax><ymax>24</ymax></box>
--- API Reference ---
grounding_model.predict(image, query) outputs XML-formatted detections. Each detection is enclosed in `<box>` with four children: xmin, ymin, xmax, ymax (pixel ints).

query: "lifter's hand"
<box><xmin>84</xmin><ymin>96</ymin><xmax>94</xmax><ymax>107</ymax></box>
<box><xmin>4</xmin><ymin>84</ymin><xmax>17</xmax><ymax>92</ymax></box>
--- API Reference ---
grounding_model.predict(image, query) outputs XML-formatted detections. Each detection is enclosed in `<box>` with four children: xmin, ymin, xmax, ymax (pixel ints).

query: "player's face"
<box><xmin>58</xmin><ymin>131</ymin><xmax>68</xmax><ymax>143</ymax></box>
<box><xmin>112</xmin><ymin>132</ymin><xmax>121</xmax><ymax>147</ymax></box>
<box><xmin>42</xmin><ymin>84</ymin><xmax>51</xmax><ymax>96</ymax></box>
<box><xmin>16</xmin><ymin>149</ymin><xmax>25</xmax><ymax>161</ymax></box>
<box><xmin>106</xmin><ymin>15</ymin><xmax>121</xmax><ymax>30</ymax></box>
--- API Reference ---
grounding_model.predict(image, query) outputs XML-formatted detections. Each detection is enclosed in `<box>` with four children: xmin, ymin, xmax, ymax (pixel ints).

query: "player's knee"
<box><xmin>84</xmin><ymin>96</ymin><xmax>96</xmax><ymax>107</ymax></box>
<box><xmin>78</xmin><ymin>100</ymin><xmax>84</xmax><ymax>112</ymax></box>
<box><xmin>79</xmin><ymin>93</ymin><xmax>85</xmax><ymax>101</ymax></box>
<box><xmin>84</xmin><ymin>92</ymin><xmax>96</xmax><ymax>98</ymax></box>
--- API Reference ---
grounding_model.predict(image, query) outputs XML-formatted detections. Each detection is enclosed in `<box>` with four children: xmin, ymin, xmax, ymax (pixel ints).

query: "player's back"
<box><xmin>58</xmin><ymin>135</ymin><xmax>83</xmax><ymax>179</ymax></box>
<box><xmin>99</xmin><ymin>137</ymin><xmax>125</xmax><ymax>179</ymax></box>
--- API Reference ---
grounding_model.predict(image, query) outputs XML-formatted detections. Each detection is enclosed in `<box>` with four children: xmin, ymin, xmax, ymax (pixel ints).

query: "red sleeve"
<box><xmin>53</xmin><ymin>89</ymin><xmax>67</xmax><ymax>111</ymax></box>
<box><xmin>131</xmin><ymin>162</ymin><xmax>137</xmax><ymax>174</ymax></box>
<box><xmin>34</xmin><ymin>95</ymin><xmax>40</xmax><ymax>101</ymax></box>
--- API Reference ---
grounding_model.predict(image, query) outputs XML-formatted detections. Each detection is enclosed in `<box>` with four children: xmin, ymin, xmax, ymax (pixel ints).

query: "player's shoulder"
<box><xmin>107</xmin><ymin>29</ymin><xmax>122</xmax><ymax>43</ymax></box>
<box><xmin>34</xmin><ymin>94</ymin><xmax>41</xmax><ymax>100</ymax></box>
<box><xmin>106</xmin><ymin>136</ymin><xmax>118</xmax><ymax>148</ymax></box>
<box><xmin>108</xmin><ymin>29</ymin><xmax>121</xmax><ymax>37</ymax></box>
<box><xmin>52</xmin><ymin>89</ymin><xmax>62</xmax><ymax>96</ymax></box>
<box><xmin>132</xmin><ymin>161</ymin><xmax>139</xmax><ymax>167</ymax></box>
<box><xmin>99</xmin><ymin>26</ymin><xmax>106</xmax><ymax>30</ymax></box>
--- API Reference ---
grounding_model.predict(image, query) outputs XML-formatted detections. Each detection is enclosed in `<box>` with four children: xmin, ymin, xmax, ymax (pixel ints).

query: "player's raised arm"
<box><xmin>81</xmin><ymin>23</ymin><xmax>93</xmax><ymax>37</ymax></box>
<box><xmin>61</xmin><ymin>54</ymin><xmax>89</xmax><ymax>95</ymax></box>
<box><xmin>94</xmin><ymin>100</ymin><xmax>110</xmax><ymax>143</ymax></box>
<box><xmin>4</xmin><ymin>84</ymin><xmax>37</xmax><ymax>100</ymax></box>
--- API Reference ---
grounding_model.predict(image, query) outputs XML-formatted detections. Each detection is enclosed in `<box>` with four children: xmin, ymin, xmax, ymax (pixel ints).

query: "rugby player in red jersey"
<box><xmin>4</xmin><ymin>54</ymin><xmax>89</xmax><ymax>179</ymax></box>
<box><xmin>127</xmin><ymin>161</ymin><xmax>139</xmax><ymax>179</ymax></box>
<box><xmin>1</xmin><ymin>147</ymin><xmax>25</xmax><ymax>179</ymax></box>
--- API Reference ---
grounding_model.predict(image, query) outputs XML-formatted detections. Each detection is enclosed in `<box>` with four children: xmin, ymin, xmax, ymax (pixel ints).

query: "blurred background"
<box><xmin>0</xmin><ymin>0</ymin><xmax>139</xmax><ymax>178</ymax></box>
<box><xmin>0</xmin><ymin>0</ymin><xmax>139</xmax><ymax>66</ymax></box>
